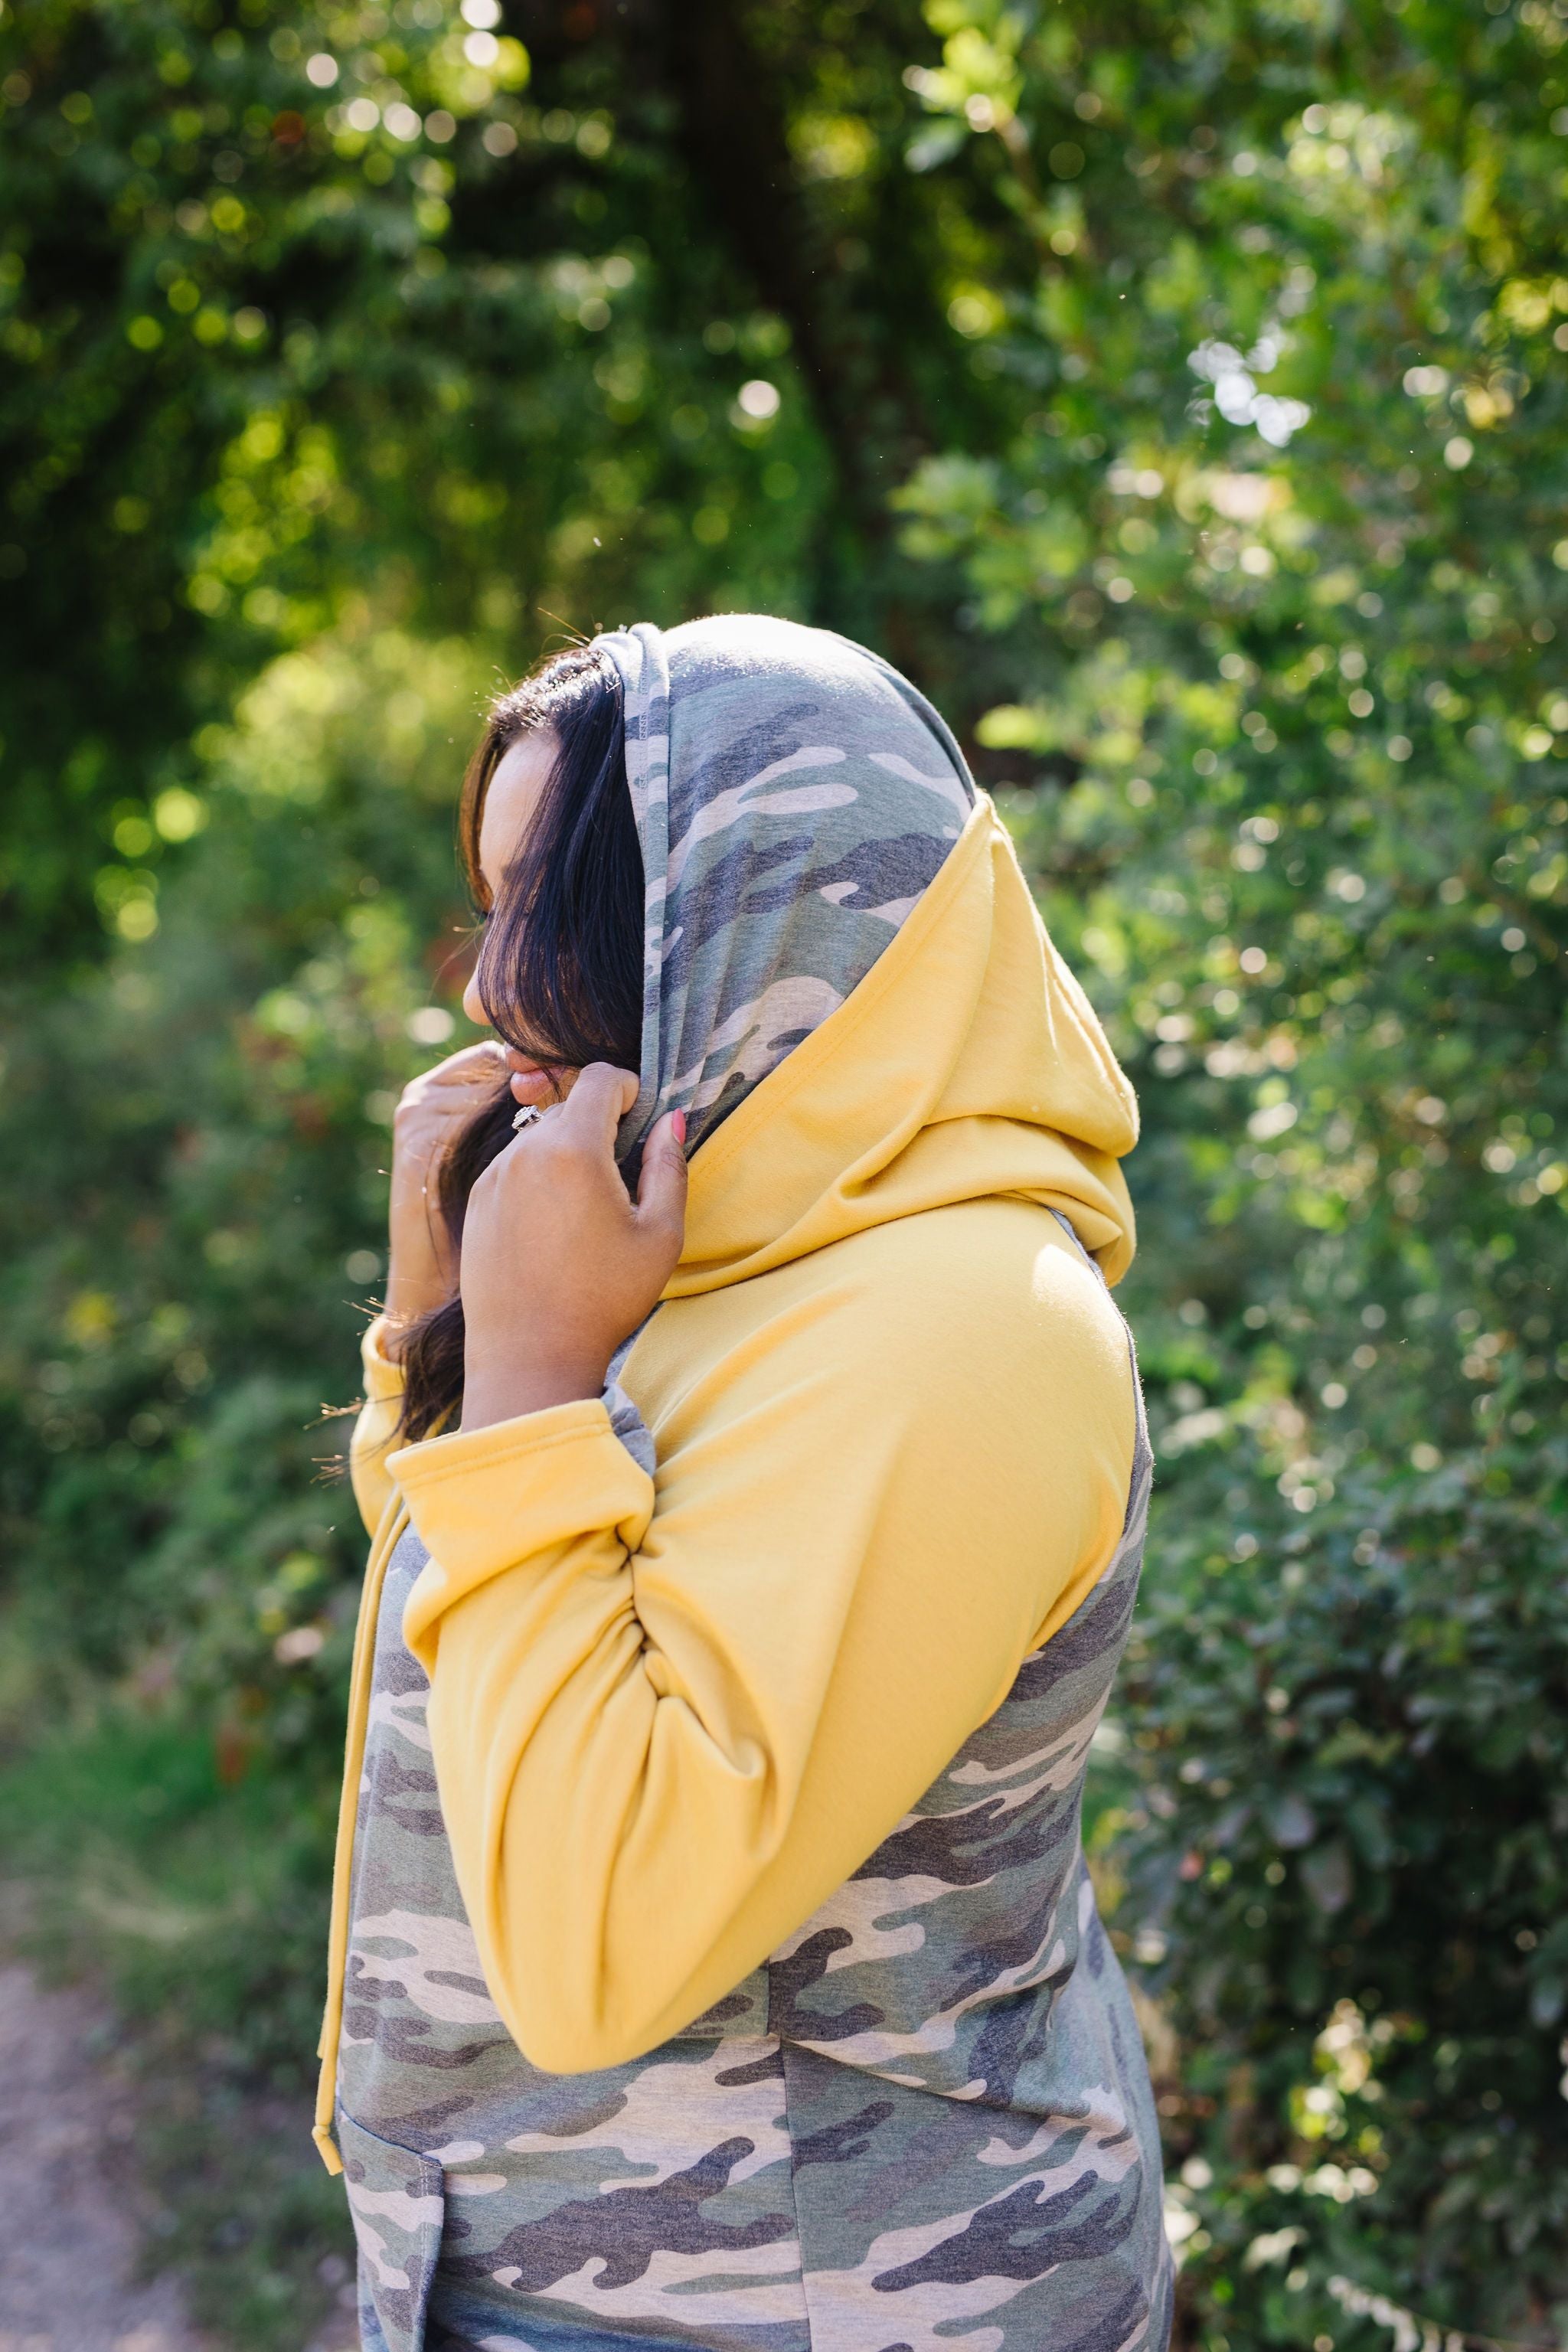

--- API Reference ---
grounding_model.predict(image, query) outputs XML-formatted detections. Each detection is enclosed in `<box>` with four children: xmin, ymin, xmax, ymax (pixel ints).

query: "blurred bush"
<box><xmin>2</xmin><ymin>2</ymin><xmax>1565</xmax><ymax>2347</ymax></box>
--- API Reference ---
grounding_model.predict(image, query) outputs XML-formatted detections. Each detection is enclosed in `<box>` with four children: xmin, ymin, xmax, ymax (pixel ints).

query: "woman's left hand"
<box><xmin>456</xmin><ymin>1065</ymin><xmax>688</xmax><ymax>1433</ymax></box>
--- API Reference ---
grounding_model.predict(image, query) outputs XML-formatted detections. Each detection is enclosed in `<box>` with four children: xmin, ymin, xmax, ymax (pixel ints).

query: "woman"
<box><xmin>318</xmin><ymin>616</ymin><xmax>1171</xmax><ymax>2352</ymax></box>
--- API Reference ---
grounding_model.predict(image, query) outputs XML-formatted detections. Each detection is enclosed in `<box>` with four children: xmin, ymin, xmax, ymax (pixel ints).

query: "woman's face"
<box><xmin>461</xmin><ymin>727</ymin><xmax>581</xmax><ymax>1112</ymax></box>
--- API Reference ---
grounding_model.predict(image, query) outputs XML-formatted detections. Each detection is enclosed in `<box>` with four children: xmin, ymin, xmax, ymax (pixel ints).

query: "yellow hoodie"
<box><xmin>315</xmin><ymin>792</ymin><xmax>1138</xmax><ymax>2167</ymax></box>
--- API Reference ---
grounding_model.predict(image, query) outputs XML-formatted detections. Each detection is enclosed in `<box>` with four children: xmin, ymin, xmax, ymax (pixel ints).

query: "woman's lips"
<box><xmin>506</xmin><ymin>1057</ymin><xmax>567</xmax><ymax>1106</ymax></box>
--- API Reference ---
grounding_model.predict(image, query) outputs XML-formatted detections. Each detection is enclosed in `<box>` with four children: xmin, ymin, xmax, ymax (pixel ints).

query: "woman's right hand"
<box><xmin>384</xmin><ymin>1040</ymin><xmax>511</xmax><ymax>1346</ymax></box>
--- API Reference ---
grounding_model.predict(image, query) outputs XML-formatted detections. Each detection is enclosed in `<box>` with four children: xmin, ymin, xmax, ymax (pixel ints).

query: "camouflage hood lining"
<box><xmin>597</xmin><ymin>613</ymin><xmax>976</xmax><ymax>1171</ymax></box>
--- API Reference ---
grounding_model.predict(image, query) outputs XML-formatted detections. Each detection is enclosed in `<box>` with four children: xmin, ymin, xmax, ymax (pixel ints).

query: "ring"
<box><xmin>511</xmin><ymin>1104</ymin><xmax>541</xmax><ymax>1132</ymax></box>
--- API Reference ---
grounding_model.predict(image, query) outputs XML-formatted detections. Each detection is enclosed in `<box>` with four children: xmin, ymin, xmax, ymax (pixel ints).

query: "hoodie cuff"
<box><xmin>361</xmin><ymin>1315</ymin><xmax>407</xmax><ymax>1400</ymax></box>
<box><xmin>390</xmin><ymin>1403</ymin><xmax>655</xmax><ymax>1658</ymax></box>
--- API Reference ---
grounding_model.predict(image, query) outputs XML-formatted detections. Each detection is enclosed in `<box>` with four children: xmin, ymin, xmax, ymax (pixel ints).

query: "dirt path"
<box><xmin>0</xmin><ymin>1958</ymin><xmax>209</xmax><ymax>2352</ymax></box>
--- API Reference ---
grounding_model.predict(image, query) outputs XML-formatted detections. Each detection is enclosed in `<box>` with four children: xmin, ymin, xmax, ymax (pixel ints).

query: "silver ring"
<box><xmin>511</xmin><ymin>1103</ymin><xmax>541</xmax><ymax>1132</ymax></box>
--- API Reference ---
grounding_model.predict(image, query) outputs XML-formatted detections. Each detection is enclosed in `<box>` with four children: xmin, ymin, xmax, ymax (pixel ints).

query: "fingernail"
<box><xmin>671</xmin><ymin>1109</ymin><xmax>687</xmax><ymax>1145</ymax></box>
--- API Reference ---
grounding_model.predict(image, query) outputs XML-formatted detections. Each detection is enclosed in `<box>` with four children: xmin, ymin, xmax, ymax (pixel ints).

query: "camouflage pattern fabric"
<box><xmin>599</xmin><ymin>614</ymin><xmax>975</xmax><ymax>1168</ymax></box>
<box><xmin>335</xmin><ymin>1225</ymin><xmax>1171</xmax><ymax>2352</ymax></box>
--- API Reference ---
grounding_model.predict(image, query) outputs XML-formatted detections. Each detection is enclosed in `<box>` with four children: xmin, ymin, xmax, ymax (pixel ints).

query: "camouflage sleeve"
<box><xmin>389</xmin><ymin>1203</ymin><xmax>1135</xmax><ymax>2077</ymax></box>
<box><xmin>350</xmin><ymin>1315</ymin><xmax>407</xmax><ymax>1537</ymax></box>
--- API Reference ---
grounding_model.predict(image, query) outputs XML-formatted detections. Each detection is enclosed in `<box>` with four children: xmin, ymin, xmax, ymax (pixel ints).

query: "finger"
<box><xmin>430</xmin><ymin>1042</ymin><xmax>508</xmax><ymax>1084</ymax></box>
<box><xmin>430</xmin><ymin>1074</ymin><xmax>511</xmax><ymax>1112</ymax></box>
<box><xmin>635</xmin><ymin>1109</ymin><xmax>689</xmax><ymax>1236</ymax></box>
<box><xmin>558</xmin><ymin>1063</ymin><xmax>639</xmax><ymax>1153</ymax></box>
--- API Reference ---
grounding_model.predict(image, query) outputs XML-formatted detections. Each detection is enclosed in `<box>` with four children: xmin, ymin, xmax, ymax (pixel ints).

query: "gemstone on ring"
<box><xmin>511</xmin><ymin>1104</ymin><xmax>541</xmax><ymax>1132</ymax></box>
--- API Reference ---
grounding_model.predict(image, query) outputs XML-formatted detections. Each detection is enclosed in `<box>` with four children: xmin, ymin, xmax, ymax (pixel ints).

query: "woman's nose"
<box><xmin>462</xmin><ymin>970</ymin><xmax>487</xmax><ymax>1027</ymax></box>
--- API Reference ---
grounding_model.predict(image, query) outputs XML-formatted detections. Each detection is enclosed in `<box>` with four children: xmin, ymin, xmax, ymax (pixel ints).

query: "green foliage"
<box><xmin>2</xmin><ymin>1</ymin><xmax>1566</xmax><ymax>2346</ymax></box>
<box><xmin>0</xmin><ymin>0</ymin><xmax>845</xmax><ymax>962</ymax></box>
<box><xmin>886</xmin><ymin>4</ymin><xmax>1568</xmax><ymax>2334</ymax></box>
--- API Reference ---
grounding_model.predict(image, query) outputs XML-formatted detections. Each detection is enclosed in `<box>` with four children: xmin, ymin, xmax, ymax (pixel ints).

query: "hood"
<box><xmin>592</xmin><ymin>612</ymin><xmax>1136</xmax><ymax>1292</ymax></box>
<box><xmin>598</xmin><ymin>614</ymin><xmax>975</xmax><ymax>1165</ymax></box>
<box><xmin>671</xmin><ymin>791</ymin><xmax>1139</xmax><ymax>1292</ymax></box>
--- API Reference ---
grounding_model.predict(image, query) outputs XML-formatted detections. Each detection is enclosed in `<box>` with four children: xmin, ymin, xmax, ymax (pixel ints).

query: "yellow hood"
<box><xmin>669</xmin><ymin>792</ymin><xmax>1138</xmax><ymax>1295</ymax></box>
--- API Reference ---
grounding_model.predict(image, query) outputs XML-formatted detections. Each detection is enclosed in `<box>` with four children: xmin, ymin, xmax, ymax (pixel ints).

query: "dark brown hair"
<box><xmin>396</xmin><ymin>645</ymin><xmax>641</xmax><ymax>1441</ymax></box>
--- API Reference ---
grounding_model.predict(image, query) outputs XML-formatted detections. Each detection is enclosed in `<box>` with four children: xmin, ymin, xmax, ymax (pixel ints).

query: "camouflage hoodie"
<box><xmin>319</xmin><ymin>617</ymin><xmax>1172</xmax><ymax>2352</ymax></box>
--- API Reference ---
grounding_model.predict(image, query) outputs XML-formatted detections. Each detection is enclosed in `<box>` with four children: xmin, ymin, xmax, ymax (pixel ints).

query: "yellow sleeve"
<box><xmin>349</xmin><ymin>1316</ymin><xmax>407</xmax><ymax>1538</ymax></box>
<box><xmin>390</xmin><ymin>1207</ymin><xmax>1135</xmax><ymax>2075</ymax></box>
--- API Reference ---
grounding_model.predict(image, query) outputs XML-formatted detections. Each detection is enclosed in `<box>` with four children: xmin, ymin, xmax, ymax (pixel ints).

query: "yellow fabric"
<box><xmin>658</xmin><ymin>784</ymin><xmax>1138</xmax><ymax>1295</ymax></box>
<box><xmin>315</xmin><ymin>794</ymin><xmax>1140</xmax><ymax>2120</ymax></box>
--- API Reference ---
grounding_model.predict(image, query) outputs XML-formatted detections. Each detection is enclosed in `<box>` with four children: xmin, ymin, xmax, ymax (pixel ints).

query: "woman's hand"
<box><xmin>385</xmin><ymin>1040</ymin><xmax>511</xmax><ymax>1343</ymax></box>
<box><xmin>458</xmin><ymin>1065</ymin><xmax>688</xmax><ymax>1432</ymax></box>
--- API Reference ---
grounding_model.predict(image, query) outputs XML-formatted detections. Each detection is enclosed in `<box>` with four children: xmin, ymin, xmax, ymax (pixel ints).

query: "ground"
<box><xmin>0</xmin><ymin>1957</ymin><xmax>210</xmax><ymax>2352</ymax></box>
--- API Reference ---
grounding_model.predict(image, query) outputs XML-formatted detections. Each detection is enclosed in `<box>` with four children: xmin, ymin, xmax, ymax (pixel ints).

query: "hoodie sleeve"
<box><xmin>349</xmin><ymin>1317</ymin><xmax>407</xmax><ymax>1537</ymax></box>
<box><xmin>390</xmin><ymin>1204</ymin><xmax>1135</xmax><ymax>2076</ymax></box>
